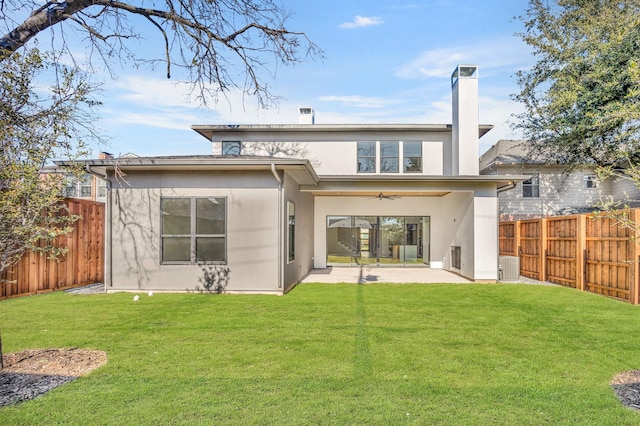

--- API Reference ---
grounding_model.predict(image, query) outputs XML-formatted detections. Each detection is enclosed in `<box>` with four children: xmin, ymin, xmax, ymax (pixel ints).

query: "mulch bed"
<box><xmin>0</xmin><ymin>348</ymin><xmax>107</xmax><ymax>407</ymax></box>
<box><xmin>612</xmin><ymin>370</ymin><xmax>640</xmax><ymax>411</ymax></box>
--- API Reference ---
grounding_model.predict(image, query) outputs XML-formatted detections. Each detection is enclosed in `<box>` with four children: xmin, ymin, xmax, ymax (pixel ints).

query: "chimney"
<box><xmin>451</xmin><ymin>65</ymin><xmax>479</xmax><ymax>175</ymax></box>
<box><xmin>98</xmin><ymin>151</ymin><xmax>114</xmax><ymax>160</ymax></box>
<box><xmin>298</xmin><ymin>107</ymin><xmax>315</xmax><ymax>124</ymax></box>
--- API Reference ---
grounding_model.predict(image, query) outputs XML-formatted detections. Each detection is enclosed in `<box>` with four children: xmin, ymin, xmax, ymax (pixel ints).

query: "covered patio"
<box><xmin>301</xmin><ymin>267</ymin><xmax>472</xmax><ymax>284</ymax></box>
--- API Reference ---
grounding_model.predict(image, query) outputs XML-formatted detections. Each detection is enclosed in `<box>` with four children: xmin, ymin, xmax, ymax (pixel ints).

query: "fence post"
<box><xmin>576</xmin><ymin>214</ymin><xmax>586</xmax><ymax>292</ymax></box>
<box><xmin>540</xmin><ymin>218</ymin><xmax>547</xmax><ymax>282</ymax></box>
<box><xmin>632</xmin><ymin>209</ymin><xmax>640</xmax><ymax>305</ymax></box>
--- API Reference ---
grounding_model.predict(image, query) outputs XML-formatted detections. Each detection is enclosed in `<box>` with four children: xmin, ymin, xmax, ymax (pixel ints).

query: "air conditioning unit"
<box><xmin>498</xmin><ymin>256</ymin><xmax>520</xmax><ymax>281</ymax></box>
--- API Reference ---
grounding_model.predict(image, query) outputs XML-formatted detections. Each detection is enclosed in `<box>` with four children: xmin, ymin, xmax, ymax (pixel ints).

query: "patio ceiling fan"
<box><xmin>371</xmin><ymin>192</ymin><xmax>399</xmax><ymax>200</ymax></box>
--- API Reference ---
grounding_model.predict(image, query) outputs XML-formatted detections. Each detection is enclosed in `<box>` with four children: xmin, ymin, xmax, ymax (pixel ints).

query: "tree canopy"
<box><xmin>513</xmin><ymin>0</ymin><xmax>640</xmax><ymax>166</ymax></box>
<box><xmin>0</xmin><ymin>48</ymin><xmax>101</xmax><ymax>275</ymax></box>
<box><xmin>0</xmin><ymin>1</ymin><xmax>321</xmax><ymax>106</ymax></box>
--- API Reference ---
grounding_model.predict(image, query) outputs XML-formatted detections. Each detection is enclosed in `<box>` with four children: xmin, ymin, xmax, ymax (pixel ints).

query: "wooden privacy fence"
<box><xmin>0</xmin><ymin>198</ymin><xmax>104</xmax><ymax>300</ymax></box>
<box><xmin>499</xmin><ymin>209</ymin><xmax>640</xmax><ymax>303</ymax></box>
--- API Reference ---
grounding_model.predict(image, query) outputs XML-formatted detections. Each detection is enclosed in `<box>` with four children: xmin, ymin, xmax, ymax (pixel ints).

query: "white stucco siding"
<box><xmin>307</xmin><ymin>140</ymin><xmax>446</xmax><ymax>176</ymax></box>
<box><xmin>473</xmin><ymin>195</ymin><xmax>499</xmax><ymax>280</ymax></box>
<box><xmin>306</xmin><ymin>142</ymin><xmax>356</xmax><ymax>175</ymax></box>
<box><xmin>440</xmin><ymin>192</ymin><xmax>474</xmax><ymax>277</ymax></box>
<box><xmin>107</xmin><ymin>170</ymin><xmax>282</xmax><ymax>293</ymax></box>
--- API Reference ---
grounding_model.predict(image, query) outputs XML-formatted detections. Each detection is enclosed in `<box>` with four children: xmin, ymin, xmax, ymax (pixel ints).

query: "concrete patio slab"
<box><xmin>301</xmin><ymin>267</ymin><xmax>472</xmax><ymax>284</ymax></box>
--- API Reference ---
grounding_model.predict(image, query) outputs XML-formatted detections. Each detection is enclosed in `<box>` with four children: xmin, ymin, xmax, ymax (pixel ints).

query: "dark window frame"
<box><xmin>357</xmin><ymin>141</ymin><xmax>376</xmax><ymax>173</ymax></box>
<box><xmin>403</xmin><ymin>141</ymin><xmax>422</xmax><ymax>173</ymax></box>
<box><xmin>380</xmin><ymin>141</ymin><xmax>399</xmax><ymax>173</ymax></box>
<box><xmin>222</xmin><ymin>141</ymin><xmax>242</xmax><ymax>156</ymax></box>
<box><xmin>583</xmin><ymin>175</ymin><xmax>597</xmax><ymax>188</ymax></box>
<box><xmin>160</xmin><ymin>197</ymin><xmax>227</xmax><ymax>265</ymax></box>
<box><xmin>522</xmin><ymin>175</ymin><xmax>540</xmax><ymax>198</ymax></box>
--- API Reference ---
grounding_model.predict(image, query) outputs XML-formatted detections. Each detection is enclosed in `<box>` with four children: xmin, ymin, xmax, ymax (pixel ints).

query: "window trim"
<box><xmin>522</xmin><ymin>174</ymin><xmax>540</xmax><ymax>198</ymax></box>
<box><xmin>160</xmin><ymin>196</ymin><xmax>227</xmax><ymax>265</ymax></box>
<box><xmin>222</xmin><ymin>141</ymin><xmax>242</xmax><ymax>156</ymax></box>
<box><xmin>357</xmin><ymin>141</ymin><xmax>376</xmax><ymax>173</ymax></box>
<box><xmin>380</xmin><ymin>141</ymin><xmax>399</xmax><ymax>173</ymax></box>
<box><xmin>583</xmin><ymin>174</ymin><xmax>597</xmax><ymax>189</ymax></box>
<box><xmin>403</xmin><ymin>141</ymin><xmax>422</xmax><ymax>173</ymax></box>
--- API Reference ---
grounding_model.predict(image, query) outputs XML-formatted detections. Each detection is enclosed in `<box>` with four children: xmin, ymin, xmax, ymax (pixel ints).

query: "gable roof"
<box><xmin>479</xmin><ymin>139</ymin><xmax>545</xmax><ymax>171</ymax></box>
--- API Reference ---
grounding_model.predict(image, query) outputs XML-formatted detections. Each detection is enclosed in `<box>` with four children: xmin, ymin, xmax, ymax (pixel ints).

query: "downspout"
<box><xmin>271</xmin><ymin>164</ymin><xmax>283</xmax><ymax>289</ymax></box>
<box><xmin>84</xmin><ymin>165</ymin><xmax>112</xmax><ymax>289</ymax></box>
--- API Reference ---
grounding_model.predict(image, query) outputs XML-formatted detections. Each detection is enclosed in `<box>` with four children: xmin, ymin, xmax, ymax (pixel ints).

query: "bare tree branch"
<box><xmin>0</xmin><ymin>1</ymin><xmax>323</xmax><ymax>107</ymax></box>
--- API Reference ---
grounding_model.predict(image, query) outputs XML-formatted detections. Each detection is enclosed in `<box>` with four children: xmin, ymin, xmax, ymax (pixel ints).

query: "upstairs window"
<box><xmin>357</xmin><ymin>141</ymin><xmax>376</xmax><ymax>173</ymax></box>
<box><xmin>161</xmin><ymin>197</ymin><xmax>226</xmax><ymax>264</ymax></box>
<box><xmin>380</xmin><ymin>141</ymin><xmax>399</xmax><ymax>173</ymax></box>
<box><xmin>583</xmin><ymin>175</ymin><xmax>597</xmax><ymax>188</ymax></box>
<box><xmin>80</xmin><ymin>175</ymin><xmax>93</xmax><ymax>198</ymax></box>
<box><xmin>222</xmin><ymin>141</ymin><xmax>241</xmax><ymax>156</ymax></box>
<box><xmin>522</xmin><ymin>175</ymin><xmax>540</xmax><ymax>198</ymax></box>
<box><xmin>403</xmin><ymin>141</ymin><xmax>422</xmax><ymax>173</ymax></box>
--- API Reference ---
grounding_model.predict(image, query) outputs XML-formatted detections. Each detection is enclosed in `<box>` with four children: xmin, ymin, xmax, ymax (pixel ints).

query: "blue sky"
<box><xmin>45</xmin><ymin>1</ymin><xmax>535</xmax><ymax>158</ymax></box>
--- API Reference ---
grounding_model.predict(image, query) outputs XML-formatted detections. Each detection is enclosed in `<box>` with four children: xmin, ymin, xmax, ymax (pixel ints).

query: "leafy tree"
<box><xmin>513</xmin><ymin>0</ymin><xmax>640</xmax><ymax>167</ymax></box>
<box><xmin>0</xmin><ymin>0</ymin><xmax>321</xmax><ymax>107</ymax></box>
<box><xmin>0</xmin><ymin>48</ymin><xmax>100</xmax><ymax>277</ymax></box>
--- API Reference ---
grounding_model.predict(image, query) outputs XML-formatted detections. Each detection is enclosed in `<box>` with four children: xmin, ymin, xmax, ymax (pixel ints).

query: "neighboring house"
<box><xmin>41</xmin><ymin>151</ymin><xmax>111</xmax><ymax>203</ymax></box>
<box><xmin>64</xmin><ymin>65</ymin><xmax>523</xmax><ymax>294</ymax></box>
<box><xmin>479</xmin><ymin>140</ymin><xmax>607</xmax><ymax>220</ymax></box>
<box><xmin>480</xmin><ymin>140</ymin><xmax>640</xmax><ymax>220</ymax></box>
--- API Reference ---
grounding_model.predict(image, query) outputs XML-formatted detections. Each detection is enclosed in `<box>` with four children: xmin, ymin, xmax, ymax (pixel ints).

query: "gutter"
<box><xmin>271</xmin><ymin>164</ymin><xmax>283</xmax><ymax>290</ymax></box>
<box><xmin>497</xmin><ymin>180</ymin><xmax>517</xmax><ymax>193</ymax></box>
<box><xmin>84</xmin><ymin>165</ymin><xmax>112</xmax><ymax>289</ymax></box>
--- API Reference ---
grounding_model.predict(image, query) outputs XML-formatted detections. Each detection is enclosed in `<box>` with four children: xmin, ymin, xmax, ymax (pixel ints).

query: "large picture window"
<box><xmin>403</xmin><ymin>141</ymin><xmax>422</xmax><ymax>173</ymax></box>
<box><xmin>161</xmin><ymin>197</ymin><xmax>226</xmax><ymax>264</ymax></box>
<box><xmin>522</xmin><ymin>175</ymin><xmax>540</xmax><ymax>198</ymax></box>
<box><xmin>357</xmin><ymin>141</ymin><xmax>376</xmax><ymax>173</ymax></box>
<box><xmin>380</xmin><ymin>141</ymin><xmax>399</xmax><ymax>173</ymax></box>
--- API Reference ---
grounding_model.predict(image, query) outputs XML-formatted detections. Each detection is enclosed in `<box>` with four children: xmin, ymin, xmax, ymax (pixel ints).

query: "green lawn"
<box><xmin>1</xmin><ymin>283</ymin><xmax>640</xmax><ymax>424</ymax></box>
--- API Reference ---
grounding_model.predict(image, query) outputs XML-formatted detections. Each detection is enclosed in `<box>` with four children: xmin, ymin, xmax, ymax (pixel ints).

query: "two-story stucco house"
<box><xmin>70</xmin><ymin>65</ymin><xmax>522</xmax><ymax>294</ymax></box>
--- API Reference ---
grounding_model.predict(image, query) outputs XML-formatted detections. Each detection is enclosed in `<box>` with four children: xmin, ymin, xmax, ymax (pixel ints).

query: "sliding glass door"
<box><xmin>326</xmin><ymin>216</ymin><xmax>430</xmax><ymax>266</ymax></box>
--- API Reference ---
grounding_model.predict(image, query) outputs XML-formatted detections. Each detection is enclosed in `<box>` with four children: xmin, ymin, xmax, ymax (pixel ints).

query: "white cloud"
<box><xmin>339</xmin><ymin>15</ymin><xmax>384</xmax><ymax>29</ymax></box>
<box><xmin>112</xmin><ymin>76</ymin><xmax>200</xmax><ymax>108</ymax></box>
<box><xmin>395</xmin><ymin>37</ymin><xmax>532</xmax><ymax>80</ymax></box>
<box><xmin>318</xmin><ymin>95</ymin><xmax>399</xmax><ymax>109</ymax></box>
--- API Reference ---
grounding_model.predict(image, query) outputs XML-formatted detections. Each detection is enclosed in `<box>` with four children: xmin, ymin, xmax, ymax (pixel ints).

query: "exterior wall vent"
<box><xmin>451</xmin><ymin>246</ymin><xmax>461</xmax><ymax>269</ymax></box>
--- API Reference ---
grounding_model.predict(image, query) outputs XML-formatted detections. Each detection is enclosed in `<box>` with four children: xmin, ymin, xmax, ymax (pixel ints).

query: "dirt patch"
<box><xmin>612</xmin><ymin>370</ymin><xmax>640</xmax><ymax>410</ymax></box>
<box><xmin>0</xmin><ymin>348</ymin><xmax>107</xmax><ymax>407</ymax></box>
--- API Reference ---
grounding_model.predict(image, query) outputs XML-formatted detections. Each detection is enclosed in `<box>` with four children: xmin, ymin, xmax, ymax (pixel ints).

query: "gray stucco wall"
<box><xmin>106</xmin><ymin>169</ymin><xmax>284</xmax><ymax>293</ymax></box>
<box><xmin>283</xmin><ymin>172</ymin><xmax>314</xmax><ymax>292</ymax></box>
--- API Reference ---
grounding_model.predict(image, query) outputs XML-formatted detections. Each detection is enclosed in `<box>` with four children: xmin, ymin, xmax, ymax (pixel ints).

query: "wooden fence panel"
<box><xmin>499</xmin><ymin>222</ymin><xmax>517</xmax><ymax>256</ymax></box>
<box><xmin>519</xmin><ymin>220</ymin><xmax>542</xmax><ymax>280</ymax></box>
<box><xmin>500</xmin><ymin>208</ymin><xmax>640</xmax><ymax>303</ymax></box>
<box><xmin>584</xmin><ymin>211</ymin><xmax>633</xmax><ymax>302</ymax></box>
<box><xmin>0</xmin><ymin>199</ymin><xmax>104</xmax><ymax>300</ymax></box>
<box><xmin>545</xmin><ymin>215</ymin><xmax>578</xmax><ymax>288</ymax></box>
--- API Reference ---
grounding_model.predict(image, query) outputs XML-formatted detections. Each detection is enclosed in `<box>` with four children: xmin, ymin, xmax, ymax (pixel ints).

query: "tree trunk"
<box><xmin>0</xmin><ymin>0</ymin><xmax>91</xmax><ymax>56</ymax></box>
